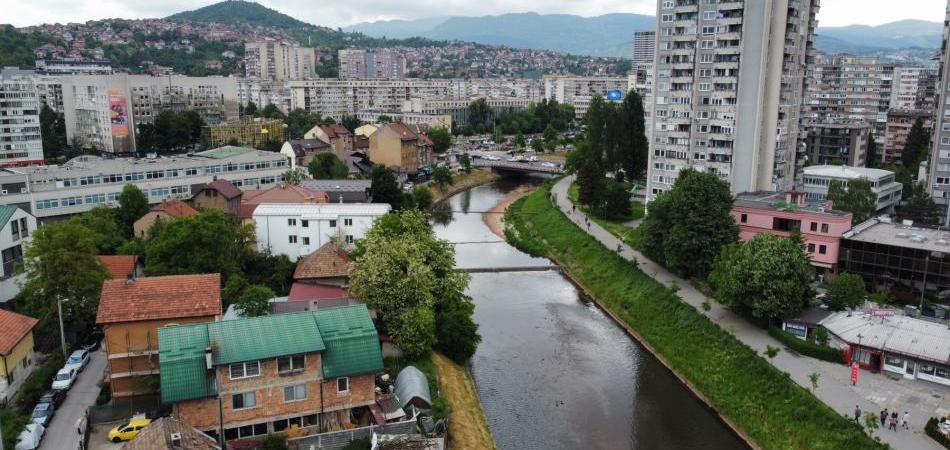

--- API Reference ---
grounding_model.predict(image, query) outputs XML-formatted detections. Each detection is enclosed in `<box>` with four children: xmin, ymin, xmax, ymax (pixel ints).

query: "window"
<box><xmin>337</xmin><ymin>377</ymin><xmax>349</xmax><ymax>393</ymax></box>
<box><xmin>10</xmin><ymin>220</ymin><xmax>20</xmax><ymax>241</ymax></box>
<box><xmin>329</xmin><ymin>220</ymin><xmax>337</xmax><ymax>228</ymax></box>
<box><xmin>345</xmin><ymin>235</ymin><xmax>354</xmax><ymax>244</ymax></box>
<box><xmin>289</xmin><ymin>235</ymin><xmax>298</xmax><ymax>244</ymax></box>
<box><xmin>661</xmin><ymin>14</ymin><xmax>673</xmax><ymax>22</ymax></box>
<box><xmin>807</xmin><ymin>243</ymin><xmax>816</xmax><ymax>253</ymax></box>
<box><xmin>302</xmin><ymin>237</ymin><xmax>310</xmax><ymax>245</ymax></box>
<box><xmin>301</xmin><ymin>220</ymin><xmax>309</xmax><ymax>228</ymax></box>
<box><xmin>229</xmin><ymin>361</ymin><xmax>260</xmax><ymax>379</ymax></box>
<box><xmin>818</xmin><ymin>245</ymin><xmax>827</xmax><ymax>255</ymax></box>
<box><xmin>284</xmin><ymin>384</ymin><xmax>307</xmax><ymax>402</ymax></box>
<box><xmin>288</xmin><ymin>218</ymin><xmax>297</xmax><ymax>226</ymax></box>
<box><xmin>740</xmin><ymin>213</ymin><xmax>747</xmax><ymax>223</ymax></box>
<box><xmin>2</xmin><ymin>245</ymin><xmax>23</xmax><ymax>277</ymax></box>
<box><xmin>820</xmin><ymin>223</ymin><xmax>829</xmax><ymax>233</ymax></box>
<box><xmin>232</xmin><ymin>391</ymin><xmax>256</xmax><ymax>410</ymax></box>
<box><xmin>810</xmin><ymin>222</ymin><xmax>817</xmax><ymax>232</ymax></box>
<box><xmin>19</xmin><ymin>218</ymin><xmax>27</xmax><ymax>238</ymax></box>
<box><xmin>277</xmin><ymin>355</ymin><xmax>305</xmax><ymax>374</ymax></box>
<box><xmin>344</xmin><ymin>218</ymin><xmax>354</xmax><ymax>226</ymax></box>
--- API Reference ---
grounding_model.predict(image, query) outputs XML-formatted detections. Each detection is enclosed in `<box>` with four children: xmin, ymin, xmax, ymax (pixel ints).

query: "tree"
<box><xmin>243</xmin><ymin>101</ymin><xmax>258</xmax><ymax>117</ymax></box>
<box><xmin>574</xmin><ymin>141</ymin><xmax>604</xmax><ymax>205</ymax></box>
<box><xmin>144</xmin><ymin>210</ymin><xmax>254</xmax><ymax>279</ymax></box>
<box><xmin>530</xmin><ymin>138</ymin><xmax>544</xmax><ymax>153</ymax></box>
<box><xmin>640</xmin><ymin>169</ymin><xmax>738</xmax><ymax>278</ymax></box>
<box><xmin>308</xmin><ymin>152</ymin><xmax>349</xmax><ymax>179</ymax></box>
<box><xmin>242</xmin><ymin>252</ymin><xmax>295</xmax><ymax>296</ymax></box>
<box><xmin>152</xmin><ymin>110</ymin><xmax>205</xmax><ymax>152</ymax></box>
<box><xmin>340</xmin><ymin>115</ymin><xmax>362</xmax><ymax>133</ymax></box>
<box><xmin>596</xmin><ymin>178</ymin><xmax>632</xmax><ymax>220</ymax></box>
<box><xmin>897</xmin><ymin>182</ymin><xmax>941</xmax><ymax>225</ymax></box>
<box><xmin>377</xmin><ymin>115</ymin><xmax>393</xmax><ymax>124</ymax></box>
<box><xmin>428</xmin><ymin>127</ymin><xmax>452</xmax><ymax>154</ymax></box>
<box><xmin>468</xmin><ymin>98</ymin><xmax>491</xmax><ymax>134</ymax></box>
<box><xmin>826</xmin><ymin>272</ymin><xmax>867</xmax><ymax>311</ymax></box>
<box><xmin>40</xmin><ymin>104</ymin><xmax>67</xmax><ymax>160</ymax></box>
<box><xmin>436</xmin><ymin>289</ymin><xmax>481</xmax><ymax>363</ymax></box>
<box><xmin>117</xmin><ymin>184</ymin><xmax>149</xmax><ymax>237</ymax></box>
<box><xmin>514</xmin><ymin>132</ymin><xmax>526</xmax><ymax>148</ymax></box>
<box><xmin>281</xmin><ymin>168</ymin><xmax>306</xmax><ymax>185</ymax></box>
<box><xmin>615</xmin><ymin>90</ymin><xmax>649</xmax><ymax>179</ymax></box>
<box><xmin>261</xmin><ymin>434</ymin><xmax>288</xmax><ymax>450</ymax></box>
<box><xmin>542</xmin><ymin>125</ymin><xmax>559</xmax><ymax>152</ymax></box>
<box><xmin>20</xmin><ymin>221</ymin><xmax>110</xmax><ymax>335</ymax></box>
<box><xmin>348</xmin><ymin>210</ymin><xmax>477</xmax><ymax>360</ymax></box>
<box><xmin>710</xmin><ymin>234</ymin><xmax>813</xmax><ymax>320</ymax></box>
<box><xmin>459</xmin><ymin>153</ymin><xmax>472</xmax><ymax>173</ymax></box>
<box><xmin>901</xmin><ymin>118</ymin><xmax>930</xmax><ymax>168</ymax></box>
<box><xmin>259</xmin><ymin>103</ymin><xmax>286</xmax><ymax>120</ymax></box>
<box><xmin>70</xmin><ymin>207</ymin><xmax>125</xmax><ymax>254</ymax></box>
<box><xmin>865</xmin><ymin>134</ymin><xmax>879</xmax><ymax>169</ymax></box>
<box><xmin>370</xmin><ymin>165</ymin><xmax>404</xmax><ymax>210</ymax></box>
<box><xmin>411</xmin><ymin>185</ymin><xmax>433</xmax><ymax>210</ymax></box>
<box><xmin>285</xmin><ymin>108</ymin><xmax>323</xmax><ymax>139</ymax></box>
<box><xmin>433</xmin><ymin>166</ymin><xmax>453</xmax><ymax>189</ymax></box>
<box><xmin>827</xmin><ymin>178</ymin><xmax>876</xmax><ymax>224</ymax></box>
<box><xmin>235</xmin><ymin>285</ymin><xmax>275</xmax><ymax>317</ymax></box>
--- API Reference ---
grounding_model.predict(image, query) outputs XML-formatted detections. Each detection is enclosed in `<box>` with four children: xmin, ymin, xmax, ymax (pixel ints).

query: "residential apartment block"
<box><xmin>201</xmin><ymin>118</ymin><xmax>286</xmax><ymax>149</ymax></box>
<box><xmin>890</xmin><ymin>66</ymin><xmax>938</xmax><ymax>112</ymax></box>
<box><xmin>883</xmin><ymin>109</ymin><xmax>932</xmax><ymax>164</ymax></box>
<box><xmin>338</xmin><ymin>49</ymin><xmax>406</xmax><ymax>80</ymax></box>
<box><xmin>237</xmin><ymin>78</ymin><xmax>291</xmax><ymax>114</ymax></box>
<box><xmin>0</xmin><ymin>68</ymin><xmax>44</xmax><ymax>165</ymax></box>
<box><xmin>0</xmin><ymin>146</ymin><xmax>290</xmax><ymax>223</ymax></box>
<box><xmin>159</xmin><ymin>305</ymin><xmax>383</xmax><ymax>443</ymax></box>
<box><xmin>802</xmin><ymin>165</ymin><xmax>903</xmax><ymax>213</ymax></box>
<box><xmin>252</xmin><ymin>203</ymin><xmax>391</xmax><ymax>261</ymax></box>
<box><xmin>632</xmin><ymin>31</ymin><xmax>657</xmax><ymax>63</ymax></box>
<box><xmin>34</xmin><ymin>58</ymin><xmax>112</xmax><ymax>76</ymax></box>
<box><xmin>647</xmin><ymin>0</ymin><xmax>819</xmax><ymax>199</ymax></box>
<box><xmin>929</xmin><ymin>0</ymin><xmax>950</xmax><ymax>217</ymax></box>
<box><xmin>542</xmin><ymin>75</ymin><xmax>629</xmax><ymax>118</ymax></box>
<box><xmin>59</xmin><ymin>74</ymin><xmax>239</xmax><ymax>154</ymax></box>
<box><xmin>802</xmin><ymin>119</ymin><xmax>870</xmax><ymax>166</ymax></box>
<box><xmin>368</xmin><ymin>122</ymin><xmax>435</xmax><ymax>175</ymax></box>
<box><xmin>245</xmin><ymin>41</ymin><xmax>317</xmax><ymax>81</ymax></box>
<box><xmin>0</xmin><ymin>206</ymin><xmax>37</xmax><ymax>302</ymax></box>
<box><xmin>804</xmin><ymin>53</ymin><xmax>894</xmax><ymax>135</ymax></box>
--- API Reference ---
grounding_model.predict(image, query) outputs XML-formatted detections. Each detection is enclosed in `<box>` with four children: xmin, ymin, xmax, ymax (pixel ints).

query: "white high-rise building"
<box><xmin>0</xmin><ymin>68</ymin><xmax>44</xmax><ymax>165</ymax></box>
<box><xmin>542</xmin><ymin>75</ymin><xmax>629</xmax><ymax>118</ymax></box>
<box><xmin>927</xmin><ymin>1</ymin><xmax>950</xmax><ymax>217</ymax></box>
<box><xmin>633</xmin><ymin>31</ymin><xmax>657</xmax><ymax>63</ymax></box>
<box><xmin>647</xmin><ymin>0</ymin><xmax>819</xmax><ymax>200</ymax></box>
<box><xmin>338</xmin><ymin>49</ymin><xmax>406</xmax><ymax>80</ymax></box>
<box><xmin>245</xmin><ymin>41</ymin><xmax>317</xmax><ymax>81</ymax></box>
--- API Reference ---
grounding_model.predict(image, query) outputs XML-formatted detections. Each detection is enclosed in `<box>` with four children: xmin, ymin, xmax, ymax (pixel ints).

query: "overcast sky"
<box><xmin>5</xmin><ymin>0</ymin><xmax>947</xmax><ymax>29</ymax></box>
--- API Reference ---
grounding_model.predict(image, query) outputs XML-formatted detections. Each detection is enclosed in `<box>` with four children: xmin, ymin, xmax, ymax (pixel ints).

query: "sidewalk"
<box><xmin>551</xmin><ymin>176</ymin><xmax>946</xmax><ymax>450</ymax></box>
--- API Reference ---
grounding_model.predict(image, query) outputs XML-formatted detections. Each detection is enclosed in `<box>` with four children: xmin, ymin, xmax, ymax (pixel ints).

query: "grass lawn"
<box><xmin>432</xmin><ymin>353</ymin><xmax>496</xmax><ymax>450</ymax></box>
<box><xmin>504</xmin><ymin>183</ymin><xmax>886</xmax><ymax>450</ymax></box>
<box><xmin>430</xmin><ymin>169</ymin><xmax>497</xmax><ymax>205</ymax></box>
<box><xmin>567</xmin><ymin>182</ymin><xmax>643</xmax><ymax>246</ymax></box>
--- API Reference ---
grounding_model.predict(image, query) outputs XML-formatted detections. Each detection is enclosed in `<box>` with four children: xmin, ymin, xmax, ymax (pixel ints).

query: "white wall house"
<box><xmin>0</xmin><ymin>206</ymin><xmax>37</xmax><ymax>303</ymax></box>
<box><xmin>802</xmin><ymin>165</ymin><xmax>903</xmax><ymax>213</ymax></box>
<box><xmin>252</xmin><ymin>203</ymin><xmax>391</xmax><ymax>260</ymax></box>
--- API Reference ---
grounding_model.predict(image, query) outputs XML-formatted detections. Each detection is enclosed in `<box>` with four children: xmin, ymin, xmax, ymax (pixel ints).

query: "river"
<box><xmin>431</xmin><ymin>179</ymin><xmax>747</xmax><ymax>450</ymax></box>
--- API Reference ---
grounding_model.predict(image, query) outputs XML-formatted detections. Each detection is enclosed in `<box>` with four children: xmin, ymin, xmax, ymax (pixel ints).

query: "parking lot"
<box><xmin>39</xmin><ymin>349</ymin><xmax>106</xmax><ymax>450</ymax></box>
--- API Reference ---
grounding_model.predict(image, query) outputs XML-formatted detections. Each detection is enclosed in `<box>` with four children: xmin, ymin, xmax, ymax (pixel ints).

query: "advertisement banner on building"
<box><xmin>108</xmin><ymin>90</ymin><xmax>134</xmax><ymax>154</ymax></box>
<box><xmin>606</xmin><ymin>90</ymin><xmax>623</xmax><ymax>102</ymax></box>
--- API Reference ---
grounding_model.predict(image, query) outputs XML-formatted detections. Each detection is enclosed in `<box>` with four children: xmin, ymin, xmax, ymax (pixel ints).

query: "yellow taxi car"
<box><xmin>108</xmin><ymin>416</ymin><xmax>152</xmax><ymax>442</ymax></box>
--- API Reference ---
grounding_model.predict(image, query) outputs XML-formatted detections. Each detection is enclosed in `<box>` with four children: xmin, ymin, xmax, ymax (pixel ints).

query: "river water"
<box><xmin>431</xmin><ymin>179</ymin><xmax>747</xmax><ymax>450</ymax></box>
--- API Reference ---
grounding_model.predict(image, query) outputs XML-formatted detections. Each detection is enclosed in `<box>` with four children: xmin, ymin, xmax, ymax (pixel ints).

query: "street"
<box><xmin>39</xmin><ymin>347</ymin><xmax>107</xmax><ymax>450</ymax></box>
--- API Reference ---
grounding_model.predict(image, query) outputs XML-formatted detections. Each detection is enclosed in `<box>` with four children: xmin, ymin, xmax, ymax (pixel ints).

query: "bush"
<box><xmin>768</xmin><ymin>328</ymin><xmax>844</xmax><ymax>363</ymax></box>
<box><xmin>1</xmin><ymin>409</ymin><xmax>29</xmax><ymax>450</ymax></box>
<box><xmin>927</xmin><ymin>417</ymin><xmax>950</xmax><ymax>449</ymax></box>
<box><xmin>342</xmin><ymin>438</ymin><xmax>372</xmax><ymax>450</ymax></box>
<box><xmin>262</xmin><ymin>433</ymin><xmax>288</xmax><ymax>450</ymax></box>
<box><xmin>96</xmin><ymin>382</ymin><xmax>112</xmax><ymax>405</ymax></box>
<box><xmin>17</xmin><ymin>352</ymin><xmax>63</xmax><ymax>412</ymax></box>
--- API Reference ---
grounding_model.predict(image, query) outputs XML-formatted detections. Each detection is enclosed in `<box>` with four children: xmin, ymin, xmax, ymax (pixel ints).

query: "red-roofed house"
<box><xmin>192</xmin><ymin>178</ymin><xmax>243</xmax><ymax>216</ymax></box>
<box><xmin>133</xmin><ymin>200</ymin><xmax>199</xmax><ymax>238</ymax></box>
<box><xmin>368</xmin><ymin>123</ymin><xmax>434</xmax><ymax>175</ymax></box>
<box><xmin>97</xmin><ymin>255</ymin><xmax>141</xmax><ymax>280</ymax></box>
<box><xmin>305</xmin><ymin>124</ymin><xmax>354</xmax><ymax>157</ymax></box>
<box><xmin>0</xmin><ymin>309</ymin><xmax>39</xmax><ymax>404</ymax></box>
<box><xmin>96</xmin><ymin>274</ymin><xmax>222</xmax><ymax>398</ymax></box>
<box><xmin>238</xmin><ymin>184</ymin><xmax>331</xmax><ymax>221</ymax></box>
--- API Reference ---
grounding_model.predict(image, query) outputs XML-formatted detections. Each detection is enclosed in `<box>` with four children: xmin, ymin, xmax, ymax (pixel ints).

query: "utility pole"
<box><xmin>57</xmin><ymin>294</ymin><xmax>67</xmax><ymax>358</ymax></box>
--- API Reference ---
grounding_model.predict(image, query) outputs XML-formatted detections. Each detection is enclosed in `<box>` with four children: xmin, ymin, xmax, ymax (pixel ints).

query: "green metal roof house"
<box><xmin>157</xmin><ymin>305</ymin><xmax>384</xmax><ymax>441</ymax></box>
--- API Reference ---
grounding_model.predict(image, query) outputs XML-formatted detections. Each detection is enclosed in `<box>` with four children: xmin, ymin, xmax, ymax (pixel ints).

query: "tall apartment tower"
<box><xmin>0</xmin><ymin>68</ymin><xmax>44</xmax><ymax>165</ymax></box>
<box><xmin>803</xmin><ymin>53</ymin><xmax>894</xmax><ymax>135</ymax></box>
<box><xmin>338</xmin><ymin>49</ymin><xmax>406</xmax><ymax>80</ymax></box>
<box><xmin>245</xmin><ymin>42</ymin><xmax>317</xmax><ymax>81</ymax></box>
<box><xmin>633</xmin><ymin>31</ymin><xmax>657</xmax><ymax>63</ymax></box>
<box><xmin>647</xmin><ymin>0</ymin><xmax>819</xmax><ymax>200</ymax></box>
<box><xmin>926</xmin><ymin>1</ymin><xmax>950</xmax><ymax>217</ymax></box>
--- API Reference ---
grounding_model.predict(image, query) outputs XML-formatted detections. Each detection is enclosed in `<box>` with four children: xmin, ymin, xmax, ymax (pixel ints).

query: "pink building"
<box><xmin>732</xmin><ymin>192</ymin><xmax>853</xmax><ymax>277</ymax></box>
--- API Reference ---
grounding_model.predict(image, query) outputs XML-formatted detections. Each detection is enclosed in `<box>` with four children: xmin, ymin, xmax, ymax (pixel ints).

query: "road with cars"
<box><xmin>39</xmin><ymin>349</ymin><xmax>106</xmax><ymax>450</ymax></box>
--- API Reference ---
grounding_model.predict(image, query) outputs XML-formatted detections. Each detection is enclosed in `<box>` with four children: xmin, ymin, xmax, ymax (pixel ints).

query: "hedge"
<box><xmin>926</xmin><ymin>417</ymin><xmax>950</xmax><ymax>449</ymax></box>
<box><xmin>768</xmin><ymin>328</ymin><xmax>844</xmax><ymax>364</ymax></box>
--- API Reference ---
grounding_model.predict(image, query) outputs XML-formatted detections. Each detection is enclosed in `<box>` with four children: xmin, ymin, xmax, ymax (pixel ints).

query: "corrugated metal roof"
<box><xmin>0</xmin><ymin>205</ymin><xmax>18</xmax><ymax>230</ymax></box>
<box><xmin>251</xmin><ymin>203</ymin><xmax>391</xmax><ymax>218</ymax></box>
<box><xmin>207</xmin><ymin>311</ymin><xmax>325</xmax><ymax>365</ymax></box>
<box><xmin>158</xmin><ymin>324</ymin><xmax>214</xmax><ymax>404</ymax></box>
<box><xmin>820</xmin><ymin>311</ymin><xmax>950</xmax><ymax>364</ymax></box>
<box><xmin>394</xmin><ymin>366</ymin><xmax>432</xmax><ymax>409</ymax></box>
<box><xmin>313</xmin><ymin>306</ymin><xmax>382</xmax><ymax>378</ymax></box>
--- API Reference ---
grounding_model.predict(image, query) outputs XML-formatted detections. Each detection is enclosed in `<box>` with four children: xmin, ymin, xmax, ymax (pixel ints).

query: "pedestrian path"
<box><xmin>551</xmin><ymin>175</ymin><xmax>946</xmax><ymax>450</ymax></box>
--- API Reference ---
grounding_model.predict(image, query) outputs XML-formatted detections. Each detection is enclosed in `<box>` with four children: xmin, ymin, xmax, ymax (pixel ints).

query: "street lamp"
<box><xmin>56</xmin><ymin>294</ymin><xmax>67</xmax><ymax>359</ymax></box>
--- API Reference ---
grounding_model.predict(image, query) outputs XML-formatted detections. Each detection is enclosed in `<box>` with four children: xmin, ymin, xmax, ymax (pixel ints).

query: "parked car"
<box><xmin>38</xmin><ymin>389</ymin><xmax>66</xmax><ymax>408</ymax></box>
<box><xmin>14</xmin><ymin>423</ymin><xmax>44</xmax><ymax>450</ymax></box>
<box><xmin>64</xmin><ymin>349</ymin><xmax>89</xmax><ymax>372</ymax></box>
<box><xmin>108</xmin><ymin>416</ymin><xmax>152</xmax><ymax>443</ymax></box>
<box><xmin>51</xmin><ymin>367</ymin><xmax>77</xmax><ymax>390</ymax></box>
<box><xmin>541</xmin><ymin>162</ymin><xmax>557</xmax><ymax>168</ymax></box>
<box><xmin>82</xmin><ymin>330</ymin><xmax>103</xmax><ymax>351</ymax></box>
<box><xmin>30</xmin><ymin>402</ymin><xmax>54</xmax><ymax>427</ymax></box>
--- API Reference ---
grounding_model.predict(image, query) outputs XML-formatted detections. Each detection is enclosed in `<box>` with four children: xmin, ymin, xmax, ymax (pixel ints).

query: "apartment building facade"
<box><xmin>928</xmin><ymin>1</ymin><xmax>950</xmax><ymax>217</ymax></box>
<box><xmin>802</xmin><ymin>119</ymin><xmax>870</xmax><ymax>166</ymax></box>
<box><xmin>253</xmin><ymin>203</ymin><xmax>391</xmax><ymax>261</ymax></box>
<box><xmin>542</xmin><ymin>75</ymin><xmax>629</xmax><ymax>118</ymax></box>
<box><xmin>368</xmin><ymin>122</ymin><xmax>434</xmax><ymax>174</ymax></box>
<box><xmin>633</xmin><ymin>31</ymin><xmax>657</xmax><ymax>63</ymax></box>
<box><xmin>890</xmin><ymin>66</ymin><xmax>938</xmax><ymax>112</ymax></box>
<box><xmin>803</xmin><ymin>53</ymin><xmax>893</xmax><ymax>135</ymax></box>
<box><xmin>338</xmin><ymin>49</ymin><xmax>406</xmax><ymax>80</ymax></box>
<box><xmin>883</xmin><ymin>109</ymin><xmax>932</xmax><ymax>164</ymax></box>
<box><xmin>0</xmin><ymin>68</ymin><xmax>44</xmax><ymax>165</ymax></box>
<box><xmin>245</xmin><ymin>41</ymin><xmax>317</xmax><ymax>81</ymax></box>
<box><xmin>802</xmin><ymin>165</ymin><xmax>903</xmax><ymax>212</ymax></box>
<box><xmin>647</xmin><ymin>0</ymin><xmax>819</xmax><ymax>200</ymax></box>
<box><xmin>0</xmin><ymin>206</ymin><xmax>36</xmax><ymax>303</ymax></box>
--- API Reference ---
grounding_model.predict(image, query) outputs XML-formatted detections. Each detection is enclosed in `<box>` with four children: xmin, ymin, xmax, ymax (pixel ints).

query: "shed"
<box><xmin>394</xmin><ymin>366</ymin><xmax>431</xmax><ymax>410</ymax></box>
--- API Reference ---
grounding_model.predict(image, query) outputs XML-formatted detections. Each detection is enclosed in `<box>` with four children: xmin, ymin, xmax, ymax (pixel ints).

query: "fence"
<box><xmin>290</xmin><ymin>419</ymin><xmax>419</xmax><ymax>450</ymax></box>
<box><xmin>88</xmin><ymin>395</ymin><xmax>165</xmax><ymax>424</ymax></box>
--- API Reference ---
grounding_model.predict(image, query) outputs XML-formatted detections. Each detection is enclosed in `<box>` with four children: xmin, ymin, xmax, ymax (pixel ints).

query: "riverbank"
<box><xmin>504</xmin><ymin>182</ymin><xmax>886</xmax><ymax>450</ymax></box>
<box><xmin>430</xmin><ymin>169</ymin><xmax>498</xmax><ymax>206</ymax></box>
<box><xmin>432</xmin><ymin>353</ymin><xmax>497</xmax><ymax>450</ymax></box>
<box><xmin>483</xmin><ymin>185</ymin><xmax>535</xmax><ymax>238</ymax></box>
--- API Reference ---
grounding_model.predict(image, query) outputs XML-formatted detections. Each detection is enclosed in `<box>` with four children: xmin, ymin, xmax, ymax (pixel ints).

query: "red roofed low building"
<box><xmin>238</xmin><ymin>183</ymin><xmax>331</xmax><ymax>222</ymax></box>
<box><xmin>96</xmin><ymin>274</ymin><xmax>222</xmax><ymax>399</ymax></box>
<box><xmin>280</xmin><ymin>139</ymin><xmax>332</xmax><ymax>170</ymax></box>
<box><xmin>305</xmin><ymin>124</ymin><xmax>353</xmax><ymax>158</ymax></box>
<box><xmin>133</xmin><ymin>200</ymin><xmax>199</xmax><ymax>238</ymax></box>
<box><xmin>192</xmin><ymin>178</ymin><xmax>243</xmax><ymax>216</ymax></box>
<box><xmin>97</xmin><ymin>255</ymin><xmax>141</xmax><ymax>280</ymax></box>
<box><xmin>0</xmin><ymin>309</ymin><xmax>39</xmax><ymax>404</ymax></box>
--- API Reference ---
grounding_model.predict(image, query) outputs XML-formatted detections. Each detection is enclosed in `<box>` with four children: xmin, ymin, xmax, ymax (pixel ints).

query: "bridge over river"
<box><xmin>471</xmin><ymin>159</ymin><xmax>565</xmax><ymax>175</ymax></box>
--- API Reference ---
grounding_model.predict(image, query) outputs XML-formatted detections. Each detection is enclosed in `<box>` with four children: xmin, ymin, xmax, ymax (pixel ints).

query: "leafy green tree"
<box><xmin>897</xmin><ymin>182</ymin><xmax>941</xmax><ymax>225</ymax></box>
<box><xmin>459</xmin><ymin>153</ymin><xmax>472</xmax><ymax>173</ymax></box>
<box><xmin>377</xmin><ymin>115</ymin><xmax>393</xmax><ymax>124</ymax></box>
<box><xmin>428</xmin><ymin>127</ymin><xmax>453</xmax><ymax>154</ymax></box>
<box><xmin>20</xmin><ymin>221</ymin><xmax>110</xmax><ymax>334</ymax></box>
<box><xmin>436</xmin><ymin>289</ymin><xmax>481</xmax><ymax>363</ymax></box>
<box><xmin>152</xmin><ymin>110</ymin><xmax>206</xmax><ymax>152</ymax></box>
<box><xmin>433</xmin><ymin>166</ymin><xmax>453</xmax><ymax>189</ymax></box>
<box><xmin>243</xmin><ymin>101</ymin><xmax>258</xmax><ymax>117</ymax></box>
<box><xmin>514</xmin><ymin>132</ymin><xmax>526</xmax><ymax>148</ymax></box>
<box><xmin>543</xmin><ymin>125</ymin><xmax>559</xmax><ymax>151</ymax></box>
<box><xmin>709</xmin><ymin>234</ymin><xmax>813</xmax><ymax>320</ymax></box>
<box><xmin>370</xmin><ymin>165</ymin><xmax>404</xmax><ymax>210</ymax></box>
<box><xmin>259</xmin><ymin>103</ymin><xmax>286</xmax><ymax>120</ymax></box>
<box><xmin>411</xmin><ymin>185</ymin><xmax>434</xmax><ymax>210</ymax></box>
<box><xmin>596</xmin><ymin>178</ymin><xmax>632</xmax><ymax>220</ymax></box>
<box><xmin>235</xmin><ymin>285</ymin><xmax>275</xmax><ymax>317</ymax></box>
<box><xmin>615</xmin><ymin>90</ymin><xmax>649</xmax><ymax>179</ymax></box>
<box><xmin>640</xmin><ymin>169</ymin><xmax>738</xmax><ymax>278</ymax></box>
<box><xmin>144</xmin><ymin>210</ymin><xmax>254</xmax><ymax>279</ymax></box>
<box><xmin>901</xmin><ymin>118</ymin><xmax>930</xmax><ymax>168</ymax></box>
<box><xmin>40</xmin><ymin>104</ymin><xmax>67</xmax><ymax>160</ymax></box>
<box><xmin>242</xmin><ymin>252</ymin><xmax>295</xmax><ymax>296</ymax></box>
<box><xmin>825</xmin><ymin>273</ymin><xmax>867</xmax><ymax>311</ymax></box>
<box><xmin>530</xmin><ymin>138</ymin><xmax>544</xmax><ymax>153</ymax></box>
<box><xmin>348</xmin><ymin>210</ymin><xmax>476</xmax><ymax>360</ymax></box>
<box><xmin>468</xmin><ymin>98</ymin><xmax>491</xmax><ymax>134</ymax></box>
<box><xmin>340</xmin><ymin>115</ymin><xmax>362</xmax><ymax>133</ymax></box>
<box><xmin>222</xmin><ymin>274</ymin><xmax>250</xmax><ymax>307</ymax></box>
<box><xmin>285</xmin><ymin>108</ymin><xmax>323</xmax><ymax>139</ymax></box>
<box><xmin>865</xmin><ymin>134</ymin><xmax>879</xmax><ymax>168</ymax></box>
<box><xmin>828</xmin><ymin>178</ymin><xmax>876</xmax><ymax>224</ymax></box>
<box><xmin>70</xmin><ymin>207</ymin><xmax>125</xmax><ymax>254</ymax></box>
<box><xmin>574</xmin><ymin>140</ymin><xmax>604</xmax><ymax>205</ymax></box>
<box><xmin>117</xmin><ymin>184</ymin><xmax>149</xmax><ymax>237</ymax></box>
<box><xmin>308</xmin><ymin>152</ymin><xmax>349</xmax><ymax>179</ymax></box>
<box><xmin>281</xmin><ymin>168</ymin><xmax>306</xmax><ymax>185</ymax></box>
<box><xmin>261</xmin><ymin>434</ymin><xmax>288</xmax><ymax>450</ymax></box>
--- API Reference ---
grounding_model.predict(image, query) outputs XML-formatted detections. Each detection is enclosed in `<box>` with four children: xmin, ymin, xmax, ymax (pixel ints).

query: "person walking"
<box><xmin>889</xmin><ymin>411</ymin><xmax>899</xmax><ymax>431</ymax></box>
<box><xmin>880</xmin><ymin>409</ymin><xmax>888</xmax><ymax>427</ymax></box>
<box><xmin>854</xmin><ymin>405</ymin><xmax>862</xmax><ymax>423</ymax></box>
<box><xmin>902</xmin><ymin>411</ymin><xmax>910</xmax><ymax>430</ymax></box>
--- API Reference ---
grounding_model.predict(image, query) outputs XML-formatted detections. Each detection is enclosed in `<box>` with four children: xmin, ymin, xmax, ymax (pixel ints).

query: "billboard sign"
<box><xmin>108</xmin><ymin>90</ymin><xmax>134</xmax><ymax>154</ymax></box>
<box><xmin>606</xmin><ymin>90</ymin><xmax>623</xmax><ymax>101</ymax></box>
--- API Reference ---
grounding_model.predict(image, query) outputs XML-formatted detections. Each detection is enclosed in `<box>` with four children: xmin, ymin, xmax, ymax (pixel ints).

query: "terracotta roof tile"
<box><xmin>288</xmin><ymin>283</ymin><xmax>347</xmax><ymax>301</ymax></box>
<box><xmin>96</xmin><ymin>274</ymin><xmax>222</xmax><ymax>324</ymax></box>
<box><xmin>293</xmin><ymin>242</ymin><xmax>352</xmax><ymax>280</ymax></box>
<box><xmin>322</xmin><ymin>124</ymin><xmax>351</xmax><ymax>139</ymax></box>
<box><xmin>123</xmin><ymin>417</ymin><xmax>220</xmax><ymax>450</ymax></box>
<box><xmin>97</xmin><ymin>255</ymin><xmax>137</xmax><ymax>280</ymax></box>
<box><xmin>0</xmin><ymin>309</ymin><xmax>38</xmax><ymax>355</ymax></box>
<box><xmin>199</xmin><ymin>179</ymin><xmax>243</xmax><ymax>200</ymax></box>
<box><xmin>150</xmin><ymin>200</ymin><xmax>198</xmax><ymax>218</ymax></box>
<box><xmin>238</xmin><ymin>184</ymin><xmax>330</xmax><ymax>219</ymax></box>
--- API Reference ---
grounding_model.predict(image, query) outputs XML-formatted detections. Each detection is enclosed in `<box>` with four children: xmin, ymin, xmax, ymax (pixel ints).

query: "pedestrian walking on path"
<box><xmin>902</xmin><ymin>411</ymin><xmax>910</xmax><ymax>430</ymax></box>
<box><xmin>880</xmin><ymin>409</ymin><xmax>888</xmax><ymax>427</ymax></box>
<box><xmin>889</xmin><ymin>412</ymin><xmax>899</xmax><ymax>431</ymax></box>
<box><xmin>854</xmin><ymin>405</ymin><xmax>862</xmax><ymax>423</ymax></box>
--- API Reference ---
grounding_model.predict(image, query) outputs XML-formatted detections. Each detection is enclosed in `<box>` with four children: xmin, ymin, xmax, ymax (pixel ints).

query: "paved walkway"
<box><xmin>41</xmin><ymin>347</ymin><xmax>107</xmax><ymax>450</ymax></box>
<box><xmin>552</xmin><ymin>176</ymin><xmax>946</xmax><ymax>450</ymax></box>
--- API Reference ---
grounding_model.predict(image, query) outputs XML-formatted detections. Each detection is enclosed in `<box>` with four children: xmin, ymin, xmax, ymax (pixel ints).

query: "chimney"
<box><xmin>170</xmin><ymin>432</ymin><xmax>182</xmax><ymax>449</ymax></box>
<box><xmin>204</xmin><ymin>347</ymin><xmax>213</xmax><ymax>370</ymax></box>
<box><xmin>126</xmin><ymin>272</ymin><xmax>135</xmax><ymax>285</ymax></box>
